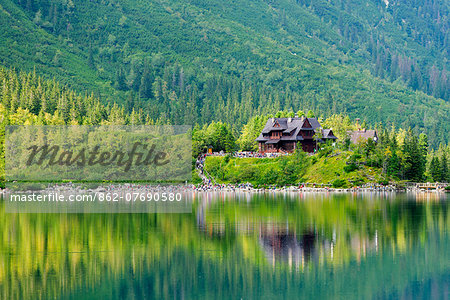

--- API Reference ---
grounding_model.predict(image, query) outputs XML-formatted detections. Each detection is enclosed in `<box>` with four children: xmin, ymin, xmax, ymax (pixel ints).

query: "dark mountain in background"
<box><xmin>0</xmin><ymin>0</ymin><xmax>449</xmax><ymax>146</ymax></box>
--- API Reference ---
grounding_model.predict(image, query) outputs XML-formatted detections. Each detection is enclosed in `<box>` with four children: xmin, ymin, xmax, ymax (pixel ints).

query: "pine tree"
<box><xmin>440</xmin><ymin>154</ymin><xmax>449</xmax><ymax>182</ymax></box>
<box><xmin>418</xmin><ymin>133</ymin><xmax>428</xmax><ymax>178</ymax></box>
<box><xmin>125</xmin><ymin>92</ymin><xmax>135</xmax><ymax>114</ymax></box>
<box><xmin>127</xmin><ymin>65</ymin><xmax>141</xmax><ymax>92</ymax></box>
<box><xmin>140</xmin><ymin>66</ymin><xmax>153</xmax><ymax>99</ymax></box>
<box><xmin>429</xmin><ymin>155</ymin><xmax>441</xmax><ymax>182</ymax></box>
<box><xmin>387</xmin><ymin>149</ymin><xmax>401</xmax><ymax>178</ymax></box>
<box><xmin>88</xmin><ymin>46</ymin><xmax>95</xmax><ymax>69</ymax></box>
<box><xmin>403</xmin><ymin>130</ymin><xmax>424</xmax><ymax>181</ymax></box>
<box><xmin>115</xmin><ymin>68</ymin><xmax>127</xmax><ymax>91</ymax></box>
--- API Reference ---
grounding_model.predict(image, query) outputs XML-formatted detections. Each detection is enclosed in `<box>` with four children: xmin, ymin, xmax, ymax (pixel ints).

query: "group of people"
<box><xmin>234</xmin><ymin>152</ymin><xmax>266</xmax><ymax>158</ymax></box>
<box><xmin>193</xmin><ymin>183</ymin><xmax>253</xmax><ymax>192</ymax></box>
<box><xmin>207</xmin><ymin>151</ymin><xmax>286</xmax><ymax>159</ymax></box>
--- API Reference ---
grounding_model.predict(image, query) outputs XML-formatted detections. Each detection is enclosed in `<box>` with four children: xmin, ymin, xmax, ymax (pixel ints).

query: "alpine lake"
<box><xmin>0</xmin><ymin>191</ymin><xmax>448</xmax><ymax>299</ymax></box>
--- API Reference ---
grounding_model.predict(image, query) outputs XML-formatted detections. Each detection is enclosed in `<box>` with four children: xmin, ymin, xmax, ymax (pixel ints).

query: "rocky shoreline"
<box><xmin>1</xmin><ymin>183</ymin><xmax>448</xmax><ymax>194</ymax></box>
<box><xmin>191</xmin><ymin>184</ymin><xmax>448</xmax><ymax>193</ymax></box>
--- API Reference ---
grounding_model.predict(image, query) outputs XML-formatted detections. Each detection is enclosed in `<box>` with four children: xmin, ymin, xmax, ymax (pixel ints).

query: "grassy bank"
<box><xmin>303</xmin><ymin>151</ymin><xmax>386</xmax><ymax>187</ymax></box>
<box><xmin>204</xmin><ymin>151</ymin><xmax>390</xmax><ymax>188</ymax></box>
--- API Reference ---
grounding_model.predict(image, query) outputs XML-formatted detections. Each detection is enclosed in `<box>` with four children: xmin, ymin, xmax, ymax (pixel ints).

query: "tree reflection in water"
<box><xmin>0</xmin><ymin>192</ymin><xmax>448</xmax><ymax>299</ymax></box>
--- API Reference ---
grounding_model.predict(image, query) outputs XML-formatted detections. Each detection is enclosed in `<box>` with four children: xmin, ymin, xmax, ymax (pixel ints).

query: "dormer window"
<box><xmin>271</xmin><ymin>131</ymin><xmax>280</xmax><ymax>138</ymax></box>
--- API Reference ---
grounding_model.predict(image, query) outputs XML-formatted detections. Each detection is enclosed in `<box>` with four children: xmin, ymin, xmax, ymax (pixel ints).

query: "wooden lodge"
<box><xmin>256</xmin><ymin>116</ymin><xmax>337</xmax><ymax>154</ymax></box>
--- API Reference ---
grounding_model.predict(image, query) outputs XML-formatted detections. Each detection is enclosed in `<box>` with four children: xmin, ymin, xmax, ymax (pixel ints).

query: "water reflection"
<box><xmin>0</xmin><ymin>192</ymin><xmax>448</xmax><ymax>299</ymax></box>
<box><xmin>195</xmin><ymin>191</ymin><xmax>447</xmax><ymax>268</ymax></box>
<box><xmin>258</xmin><ymin>228</ymin><xmax>317</xmax><ymax>269</ymax></box>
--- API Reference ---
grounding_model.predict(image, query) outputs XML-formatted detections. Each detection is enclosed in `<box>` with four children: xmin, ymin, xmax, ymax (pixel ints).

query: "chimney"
<box><xmin>271</xmin><ymin>118</ymin><xmax>275</xmax><ymax>124</ymax></box>
<box><xmin>294</xmin><ymin>113</ymin><xmax>298</xmax><ymax>118</ymax></box>
<box><xmin>355</xmin><ymin>118</ymin><xmax>361</xmax><ymax>131</ymax></box>
<box><xmin>288</xmin><ymin>117</ymin><xmax>292</xmax><ymax>123</ymax></box>
<box><xmin>301</xmin><ymin>116</ymin><xmax>305</xmax><ymax>122</ymax></box>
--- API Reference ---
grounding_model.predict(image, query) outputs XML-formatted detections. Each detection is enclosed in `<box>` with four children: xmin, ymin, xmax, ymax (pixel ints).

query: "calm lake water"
<box><xmin>0</xmin><ymin>192</ymin><xmax>448</xmax><ymax>299</ymax></box>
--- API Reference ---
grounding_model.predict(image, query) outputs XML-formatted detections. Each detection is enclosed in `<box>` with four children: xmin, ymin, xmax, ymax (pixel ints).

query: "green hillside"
<box><xmin>0</xmin><ymin>0</ymin><xmax>449</xmax><ymax>145</ymax></box>
<box><xmin>0</xmin><ymin>66</ymin><xmax>449</xmax><ymax>186</ymax></box>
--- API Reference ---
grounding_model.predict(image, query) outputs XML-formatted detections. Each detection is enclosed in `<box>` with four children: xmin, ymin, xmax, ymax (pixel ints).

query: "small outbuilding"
<box><xmin>348</xmin><ymin>129</ymin><xmax>378</xmax><ymax>144</ymax></box>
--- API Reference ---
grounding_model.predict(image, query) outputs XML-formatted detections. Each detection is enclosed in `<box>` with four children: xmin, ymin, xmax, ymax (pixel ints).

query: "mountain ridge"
<box><xmin>0</xmin><ymin>0</ymin><xmax>448</xmax><ymax>145</ymax></box>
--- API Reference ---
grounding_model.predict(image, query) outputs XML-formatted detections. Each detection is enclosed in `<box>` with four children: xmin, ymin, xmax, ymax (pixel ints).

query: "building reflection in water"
<box><xmin>197</xmin><ymin>199</ymin><xmax>381</xmax><ymax>270</ymax></box>
<box><xmin>258</xmin><ymin>225</ymin><xmax>317</xmax><ymax>270</ymax></box>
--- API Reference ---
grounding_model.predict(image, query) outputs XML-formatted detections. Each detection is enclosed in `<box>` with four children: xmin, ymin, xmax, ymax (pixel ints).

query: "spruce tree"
<box><xmin>440</xmin><ymin>154</ymin><xmax>449</xmax><ymax>182</ymax></box>
<box><xmin>429</xmin><ymin>156</ymin><xmax>441</xmax><ymax>182</ymax></box>
<box><xmin>418</xmin><ymin>133</ymin><xmax>428</xmax><ymax>180</ymax></box>
<box><xmin>403</xmin><ymin>130</ymin><xmax>424</xmax><ymax>181</ymax></box>
<box><xmin>140</xmin><ymin>66</ymin><xmax>153</xmax><ymax>99</ymax></box>
<box><xmin>115</xmin><ymin>68</ymin><xmax>127</xmax><ymax>91</ymax></box>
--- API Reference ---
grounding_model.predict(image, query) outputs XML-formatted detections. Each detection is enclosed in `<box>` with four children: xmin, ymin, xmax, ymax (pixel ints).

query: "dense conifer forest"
<box><xmin>0</xmin><ymin>67</ymin><xmax>448</xmax><ymax>186</ymax></box>
<box><xmin>0</xmin><ymin>0</ymin><xmax>448</xmax><ymax>147</ymax></box>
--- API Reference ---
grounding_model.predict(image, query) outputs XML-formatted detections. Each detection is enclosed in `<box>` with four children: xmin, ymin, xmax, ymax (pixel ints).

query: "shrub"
<box><xmin>258</xmin><ymin>167</ymin><xmax>279</xmax><ymax>185</ymax></box>
<box><xmin>351</xmin><ymin>177</ymin><xmax>365</xmax><ymax>187</ymax></box>
<box><xmin>204</xmin><ymin>157</ymin><xmax>221</xmax><ymax>175</ymax></box>
<box><xmin>344</xmin><ymin>163</ymin><xmax>358</xmax><ymax>173</ymax></box>
<box><xmin>191</xmin><ymin>171</ymin><xmax>203</xmax><ymax>184</ymax></box>
<box><xmin>378</xmin><ymin>179</ymin><xmax>389</xmax><ymax>186</ymax></box>
<box><xmin>350</xmin><ymin>153</ymin><xmax>362</xmax><ymax>161</ymax></box>
<box><xmin>318</xmin><ymin>147</ymin><xmax>332</xmax><ymax>158</ymax></box>
<box><xmin>367</xmin><ymin>158</ymin><xmax>381</xmax><ymax>168</ymax></box>
<box><xmin>238</xmin><ymin>165</ymin><xmax>257</xmax><ymax>182</ymax></box>
<box><xmin>332</xmin><ymin>179</ymin><xmax>348</xmax><ymax>188</ymax></box>
<box><xmin>445</xmin><ymin>186</ymin><xmax>450</xmax><ymax>191</ymax></box>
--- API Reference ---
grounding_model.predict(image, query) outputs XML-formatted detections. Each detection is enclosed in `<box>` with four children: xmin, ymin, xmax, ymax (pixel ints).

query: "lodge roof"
<box><xmin>256</xmin><ymin>117</ymin><xmax>337</xmax><ymax>144</ymax></box>
<box><xmin>255</xmin><ymin>135</ymin><xmax>304</xmax><ymax>142</ymax></box>
<box><xmin>323</xmin><ymin>129</ymin><xmax>338</xmax><ymax>139</ymax></box>
<box><xmin>260</xmin><ymin>117</ymin><xmax>321</xmax><ymax>134</ymax></box>
<box><xmin>265</xmin><ymin>139</ymin><xmax>281</xmax><ymax>144</ymax></box>
<box><xmin>348</xmin><ymin>129</ymin><xmax>378</xmax><ymax>144</ymax></box>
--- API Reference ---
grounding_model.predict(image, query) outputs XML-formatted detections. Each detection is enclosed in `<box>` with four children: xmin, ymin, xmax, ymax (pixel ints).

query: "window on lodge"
<box><xmin>271</xmin><ymin>131</ymin><xmax>281</xmax><ymax>139</ymax></box>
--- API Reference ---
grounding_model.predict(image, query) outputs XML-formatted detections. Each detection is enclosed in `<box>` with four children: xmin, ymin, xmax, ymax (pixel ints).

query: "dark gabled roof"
<box><xmin>256</xmin><ymin>134</ymin><xmax>304</xmax><ymax>143</ymax></box>
<box><xmin>283</xmin><ymin>128</ymin><xmax>297</xmax><ymax>134</ymax></box>
<box><xmin>323</xmin><ymin>129</ymin><xmax>338</xmax><ymax>139</ymax></box>
<box><xmin>266</xmin><ymin>139</ymin><xmax>281</xmax><ymax>144</ymax></box>
<box><xmin>260</xmin><ymin>117</ymin><xmax>321</xmax><ymax>134</ymax></box>
<box><xmin>256</xmin><ymin>116</ymin><xmax>338</xmax><ymax>143</ymax></box>
<box><xmin>261</xmin><ymin>118</ymin><xmax>294</xmax><ymax>133</ymax></box>
<box><xmin>308</xmin><ymin>118</ymin><xmax>321</xmax><ymax>130</ymax></box>
<box><xmin>256</xmin><ymin>133</ymin><xmax>268</xmax><ymax>142</ymax></box>
<box><xmin>280</xmin><ymin>135</ymin><xmax>303</xmax><ymax>141</ymax></box>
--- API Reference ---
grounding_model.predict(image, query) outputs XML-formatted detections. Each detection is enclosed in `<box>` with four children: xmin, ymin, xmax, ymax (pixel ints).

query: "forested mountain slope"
<box><xmin>0</xmin><ymin>0</ymin><xmax>449</xmax><ymax>145</ymax></box>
